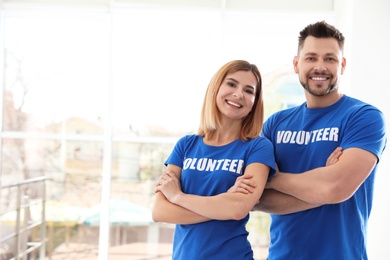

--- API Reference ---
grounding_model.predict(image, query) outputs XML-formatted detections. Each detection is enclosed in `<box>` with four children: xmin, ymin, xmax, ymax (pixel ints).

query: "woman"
<box><xmin>152</xmin><ymin>60</ymin><xmax>276</xmax><ymax>259</ymax></box>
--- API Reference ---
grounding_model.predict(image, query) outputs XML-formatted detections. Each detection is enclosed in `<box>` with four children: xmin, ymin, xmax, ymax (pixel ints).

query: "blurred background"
<box><xmin>0</xmin><ymin>0</ymin><xmax>389</xmax><ymax>259</ymax></box>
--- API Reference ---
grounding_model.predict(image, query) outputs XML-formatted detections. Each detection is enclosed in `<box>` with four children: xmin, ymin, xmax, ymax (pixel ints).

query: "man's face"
<box><xmin>293</xmin><ymin>36</ymin><xmax>346</xmax><ymax>96</ymax></box>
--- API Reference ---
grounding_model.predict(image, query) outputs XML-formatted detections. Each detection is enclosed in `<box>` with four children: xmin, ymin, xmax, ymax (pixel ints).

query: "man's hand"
<box><xmin>326</xmin><ymin>147</ymin><xmax>343</xmax><ymax>166</ymax></box>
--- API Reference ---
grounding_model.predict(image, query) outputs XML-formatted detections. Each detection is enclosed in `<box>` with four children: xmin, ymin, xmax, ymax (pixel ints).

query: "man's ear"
<box><xmin>293</xmin><ymin>56</ymin><xmax>299</xmax><ymax>73</ymax></box>
<box><xmin>341</xmin><ymin>57</ymin><xmax>346</xmax><ymax>75</ymax></box>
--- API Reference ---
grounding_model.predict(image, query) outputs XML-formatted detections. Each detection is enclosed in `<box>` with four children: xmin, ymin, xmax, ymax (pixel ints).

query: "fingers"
<box><xmin>234</xmin><ymin>187</ymin><xmax>250</xmax><ymax>194</ymax></box>
<box><xmin>158</xmin><ymin>170</ymin><xmax>175</xmax><ymax>183</ymax></box>
<box><xmin>155</xmin><ymin>169</ymin><xmax>181</xmax><ymax>194</ymax></box>
<box><xmin>331</xmin><ymin>146</ymin><xmax>343</xmax><ymax>156</ymax></box>
<box><xmin>238</xmin><ymin>176</ymin><xmax>256</xmax><ymax>187</ymax></box>
<box><xmin>155</xmin><ymin>177</ymin><xmax>168</xmax><ymax>193</ymax></box>
<box><xmin>228</xmin><ymin>186</ymin><xmax>252</xmax><ymax>194</ymax></box>
<box><xmin>241</xmin><ymin>173</ymin><xmax>253</xmax><ymax>179</ymax></box>
<box><xmin>275</xmin><ymin>164</ymin><xmax>280</xmax><ymax>172</ymax></box>
<box><xmin>163</xmin><ymin>169</ymin><xmax>175</xmax><ymax>177</ymax></box>
<box><xmin>155</xmin><ymin>171</ymin><xmax>172</xmax><ymax>192</ymax></box>
<box><xmin>326</xmin><ymin>147</ymin><xmax>343</xmax><ymax>166</ymax></box>
<box><xmin>228</xmin><ymin>174</ymin><xmax>257</xmax><ymax>194</ymax></box>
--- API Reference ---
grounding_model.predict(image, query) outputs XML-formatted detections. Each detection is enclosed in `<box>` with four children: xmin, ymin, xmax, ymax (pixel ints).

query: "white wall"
<box><xmin>348</xmin><ymin>0</ymin><xmax>390</xmax><ymax>259</ymax></box>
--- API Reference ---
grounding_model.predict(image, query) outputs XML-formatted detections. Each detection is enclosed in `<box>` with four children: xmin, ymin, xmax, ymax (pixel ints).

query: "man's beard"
<box><xmin>300</xmin><ymin>78</ymin><xmax>337</xmax><ymax>97</ymax></box>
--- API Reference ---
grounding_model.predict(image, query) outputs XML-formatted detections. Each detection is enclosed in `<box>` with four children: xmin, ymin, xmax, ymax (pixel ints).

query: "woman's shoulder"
<box><xmin>247</xmin><ymin>135</ymin><xmax>273</xmax><ymax>148</ymax></box>
<box><xmin>176</xmin><ymin>134</ymin><xmax>202</xmax><ymax>147</ymax></box>
<box><xmin>181</xmin><ymin>134</ymin><xmax>200</xmax><ymax>141</ymax></box>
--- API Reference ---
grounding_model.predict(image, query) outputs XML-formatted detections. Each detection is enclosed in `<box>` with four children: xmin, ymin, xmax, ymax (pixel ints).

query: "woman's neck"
<box><xmin>203</xmin><ymin>123</ymin><xmax>241</xmax><ymax>146</ymax></box>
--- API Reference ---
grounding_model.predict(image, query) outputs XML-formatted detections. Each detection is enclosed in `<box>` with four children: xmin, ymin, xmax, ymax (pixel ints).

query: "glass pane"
<box><xmin>1</xmin><ymin>4</ymin><xmax>335</xmax><ymax>260</ymax></box>
<box><xmin>1</xmin><ymin>138</ymin><xmax>104</xmax><ymax>257</ymax></box>
<box><xmin>3</xmin><ymin>13</ymin><xmax>110</xmax><ymax>134</ymax></box>
<box><xmin>0</xmin><ymin>177</ymin><xmax>46</xmax><ymax>260</ymax></box>
<box><xmin>108</xmin><ymin>140</ymin><xmax>176</xmax><ymax>256</ymax></box>
<box><xmin>111</xmin><ymin>8</ymin><xmax>222</xmax><ymax>136</ymax></box>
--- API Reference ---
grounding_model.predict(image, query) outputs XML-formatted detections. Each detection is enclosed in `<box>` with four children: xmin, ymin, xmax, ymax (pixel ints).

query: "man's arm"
<box><xmin>254</xmin><ymin>189</ymin><xmax>321</xmax><ymax>214</ymax></box>
<box><xmin>269</xmin><ymin>148</ymin><xmax>377</xmax><ymax>204</ymax></box>
<box><xmin>230</xmin><ymin>146</ymin><xmax>343</xmax><ymax>214</ymax></box>
<box><xmin>230</xmin><ymin>175</ymin><xmax>321</xmax><ymax>214</ymax></box>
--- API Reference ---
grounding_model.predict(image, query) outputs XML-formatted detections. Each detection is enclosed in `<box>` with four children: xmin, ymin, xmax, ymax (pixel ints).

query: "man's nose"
<box><xmin>313</xmin><ymin>62</ymin><xmax>327</xmax><ymax>72</ymax></box>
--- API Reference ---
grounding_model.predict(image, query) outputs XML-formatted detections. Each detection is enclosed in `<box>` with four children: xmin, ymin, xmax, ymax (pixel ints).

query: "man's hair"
<box><xmin>298</xmin><ymin>21</ymin><xmax>345</xmax><ymax>54</ymax></box>
<box><xmin>197</xmin><ymin>60</ymin><xmax>263</xmax><ymax>141</ymax></box>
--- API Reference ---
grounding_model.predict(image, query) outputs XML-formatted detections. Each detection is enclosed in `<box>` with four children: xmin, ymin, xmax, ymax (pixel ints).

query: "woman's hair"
<box><xmin>197</xmin><ymin>60</ymin><xmax>263</xmax><ymax>141</ymax></box>
<box><xmin>298</xmin><ymin>20</ymin><xmax>345</xmax><ymax>54</ymax></box>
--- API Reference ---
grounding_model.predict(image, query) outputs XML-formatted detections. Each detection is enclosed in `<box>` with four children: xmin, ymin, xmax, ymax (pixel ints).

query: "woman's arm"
<box><xmin>151</xmin><ymin>164</ymin><xmax>210</xmax><ymax>224</ymax></box>
<box><xmin>157</xmin><ymin>163</ymin><xmax>269</xmax><ymax>220</ymax></box>
<box><xmin>152</xmin><ymin>191</ymin><xmax>211</xmax><ymax>224</ymax></box>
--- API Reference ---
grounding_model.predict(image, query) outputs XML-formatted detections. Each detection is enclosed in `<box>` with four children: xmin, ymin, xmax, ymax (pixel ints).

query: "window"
<box><xmin>0</xmin><ymin>2</ymin><xmax>333</xmax><ymax>259</ymax></box>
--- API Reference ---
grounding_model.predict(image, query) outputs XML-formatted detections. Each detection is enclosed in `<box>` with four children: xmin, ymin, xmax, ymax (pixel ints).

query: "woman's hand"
<box><xmin>155</xmin><ymin>169</ymin><xmax>183</xmax><ymax>203</ymax></box>
<box><xmin>227</xmin><ymin>173</ymin><xmax>257</xmax><ymax>194</ymax></box>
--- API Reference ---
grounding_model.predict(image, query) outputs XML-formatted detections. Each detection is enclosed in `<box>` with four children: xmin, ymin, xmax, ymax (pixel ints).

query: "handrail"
<box><xmin>0</xmin><ymin>176</ymin><xmax>48</xmax><ymax>260</ymax></box>
<box><xmin>1</xmin><ymin>176</ymin><xmax>48</xmax><ymax>189</ymax></box>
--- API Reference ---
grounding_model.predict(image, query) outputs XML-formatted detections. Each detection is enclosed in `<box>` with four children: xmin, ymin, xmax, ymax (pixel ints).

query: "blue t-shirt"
<box><xmin>165</xmin><ymin>134</ymin><xmax>276</xmax><ymax>260</ymax></box>
<box><xmin>262</xmin><ymin>95</ymin><xmax>387</xmax><ymax>260</ymax></box>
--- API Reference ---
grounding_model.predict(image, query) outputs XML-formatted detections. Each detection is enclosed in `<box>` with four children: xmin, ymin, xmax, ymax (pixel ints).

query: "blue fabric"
<box><xmin>165</xmin><ymin>134</ymin><xmax>276</xmax><ymax>260</ymax></box>
<box><xmin>261</xmin><ymin>95</ymin><xmax>387</xmax><ymax>260</ymax></box>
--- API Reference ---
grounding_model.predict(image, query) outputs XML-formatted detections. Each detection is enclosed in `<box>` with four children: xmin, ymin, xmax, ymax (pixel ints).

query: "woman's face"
<box><xmin>216</xmin><ymin>70</ymin><xmax>257</xmax><ymax>121</ymax></box>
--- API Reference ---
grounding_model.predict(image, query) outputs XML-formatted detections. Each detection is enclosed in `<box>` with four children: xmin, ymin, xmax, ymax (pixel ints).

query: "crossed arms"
<box><xmin>253</xmin><ymin>147</ymin><xmax>377</xmax><ymax>214</ymax></box>
<box><xmin>152</xmin><ymin>162</ymin><xmax>269</xmax><ymax>224</ymax></box>
<box><xmin>152</xmin><ymin>147</ymin><xmax>377</xmax><ymax>222</ymax></box>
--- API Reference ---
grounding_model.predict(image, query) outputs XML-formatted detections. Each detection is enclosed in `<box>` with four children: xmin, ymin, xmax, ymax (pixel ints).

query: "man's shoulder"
<box><xmin>268</xmin><ymin>103</ymin><xmax>304</xmax><ymax>120</ymax></box>
<box><xmin>343</xmin><ymin>95</ymin><xmax>381</xmax><ymax>111</ymax></box>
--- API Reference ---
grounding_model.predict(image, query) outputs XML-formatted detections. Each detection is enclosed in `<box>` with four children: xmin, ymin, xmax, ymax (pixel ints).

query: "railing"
<box><xmin>0</xmin><ymin>176</ymin><xmax>47</xmax><ymax>260</ymax></box>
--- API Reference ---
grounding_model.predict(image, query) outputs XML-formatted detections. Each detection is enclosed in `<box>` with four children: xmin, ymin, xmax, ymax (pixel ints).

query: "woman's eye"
<box><xmin>227</xmin><ymin>82</ymin><xmax>235</xmax><ymax>87</ymax></box>
<box><xmin>245</xmin><ymin>89</ymin><xmax>254</xmax><ymax>95</ymax></box>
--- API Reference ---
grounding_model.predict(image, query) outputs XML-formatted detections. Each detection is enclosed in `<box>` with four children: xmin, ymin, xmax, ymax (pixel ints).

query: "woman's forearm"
<box><xmin>152</xmin><ymin>192</ymin><xmax>210</xmax><ymax>224</ymax></box>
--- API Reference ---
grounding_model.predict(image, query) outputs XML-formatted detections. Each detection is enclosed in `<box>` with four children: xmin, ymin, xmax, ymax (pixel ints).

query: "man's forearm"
<box><xmin>253</xmin><ymin>189</ymin><xmax>321</xmax><ymax>215</ymax></box>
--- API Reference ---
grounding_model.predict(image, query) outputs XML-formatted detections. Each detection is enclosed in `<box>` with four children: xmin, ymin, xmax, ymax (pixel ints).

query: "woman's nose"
<box><xmin>233</xmin><ymin>91</ymin><xmax>243</xmax><ymax>99</ymax></box>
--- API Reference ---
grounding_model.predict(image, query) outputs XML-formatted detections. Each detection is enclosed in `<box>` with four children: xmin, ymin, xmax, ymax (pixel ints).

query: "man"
<box><xmin>234</xmin><ymin>21</ymin><xmax>387</xmax><ymax>259</ymax></box>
